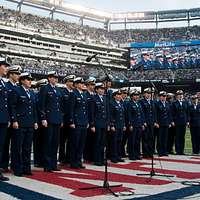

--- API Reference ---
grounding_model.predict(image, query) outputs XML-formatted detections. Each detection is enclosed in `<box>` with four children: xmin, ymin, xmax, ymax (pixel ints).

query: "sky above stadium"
<box><xmin>1</xmin><ymin>0</ymin><xmax>200</xmax><ymax>28</ymax></box>
<box><xmin>66</xmin><ymin>0</ymin><xmax>200</xmax><ymax>12</ymax></box>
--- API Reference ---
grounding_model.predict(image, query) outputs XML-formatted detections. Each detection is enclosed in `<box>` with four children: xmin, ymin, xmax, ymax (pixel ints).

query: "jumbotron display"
<box><xmin>129</xmin><ymin>40</ymin><xmax>200</xmax><ymax>70</ymax></box>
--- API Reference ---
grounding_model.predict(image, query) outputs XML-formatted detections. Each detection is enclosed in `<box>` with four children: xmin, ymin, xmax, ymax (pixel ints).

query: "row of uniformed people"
<box><xmin>0</xmin><ymin>60</ymin><xmax>38</xmax><ymax>180</ymax></box>
<box><xmin>1</xmin><ymin>62</ymin><xmax>200</xmax><ymax>179</ymax></box>
<box><xmin>0</xmin><ymin>58</ymin><xmax>12</xmax><ymax>181</ymax></box>
<box><xmin>36</xmin><ymin>76</ymin><xmax>199</xmax><ymax>163</ymax></box>
<box><xmin>118</xmin><ymin>89</ymin><xmax>200</xmax><ymax>159</ymax></box>
<box><xmin>166</xmin><ymin>91</ymin><xmax>200</xmax><ymax>155</ymax></box>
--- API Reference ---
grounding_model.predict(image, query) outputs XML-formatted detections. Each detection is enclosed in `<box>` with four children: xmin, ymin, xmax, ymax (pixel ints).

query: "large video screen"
<box><xmin>129</xmin><ymin>45</ymin><xmax>200</xmax><ymax>70</ymax></box>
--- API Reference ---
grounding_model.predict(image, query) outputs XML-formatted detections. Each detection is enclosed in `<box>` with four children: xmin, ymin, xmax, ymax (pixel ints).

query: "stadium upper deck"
<box><xmin>5</xmin><ymin>0</ymin><xmax>200</xmax><ymax>30</ymax></box>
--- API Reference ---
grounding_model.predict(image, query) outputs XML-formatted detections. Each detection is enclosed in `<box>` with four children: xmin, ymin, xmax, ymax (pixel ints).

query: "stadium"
<box><xmin>1</xmin><ymin>0</ymin><xmax>200</xmax><ymax>92</ymax></box>
<box><xmin>1</xmin><ymin>0</ymin><xmax>200</xmax><ymax>200</ymax></box>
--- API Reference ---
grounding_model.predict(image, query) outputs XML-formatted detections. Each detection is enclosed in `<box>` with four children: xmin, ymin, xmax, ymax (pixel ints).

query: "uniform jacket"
<box><xmin>155</xmin><ymin>100</ymin><xmax>172</xmax><ymax>126</ymax></box>
<box><xmin>110</xmin><ymin>100</ymin><xmax>125</xmax><ymax>129</ymax></box>
<box><xmin>85</xmin><ymin>90</ymin><xmax>95</xmax><ymax>127</ymax></box>
<box><xmin>9</xmin><ymin>85</ymin><xmax>37</xmax><ymax>128</ymax></box>
<box><xmin>140</xmin><ymin>98</ymin><xmax>157</xmax><ymax>126</ymax></box>
<box><xmin>172</xmin><ymin>100</ymin><xmax>189</xmax><ymax>125</ymax></box>
<box><xmin>127</xmin><ymin>100</ymin><xmax>145</xmax><ymax>128</ymax></box>
<box><xmin>0</xmin><ymin>79</ymin><xmax>10</xmax><ymax>123</ymax></box>
<box><xmin>62</xmin><ymin>88</ymin><xmax>72</xmax><ymax>125</ymax></box>
<box><xmin>93</xmin><ymin>94</ymin><xmax>109</xmax><ymax>129</ymax></box>
<box><xmin>189</xmin><ymin>103</ymin><xmax>200</xmax><ymax>127</ymax></box>
<box><xmin>68</xmin><ymin>89</ymin><xmax>88</xmax><ymax>126</ymax></box>
<box><xmin>38</xmin><ymin>84</ymin><xmax>63</xmax><ymax>125</ymax></box>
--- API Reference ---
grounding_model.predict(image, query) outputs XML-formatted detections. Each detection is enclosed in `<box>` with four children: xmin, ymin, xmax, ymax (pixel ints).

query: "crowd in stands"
<box><xmin>10</xmin><ymin>57</ymin><xmax>127</xmax><ymax>80</ymax></box>
<box><xmin>0</xmin><ymin>6</ymin><xmax>112</xmax><ymax>46</ymax></box>
<box><xmin>2</xmin><ymin>6</ymin><xmax>200</xmax><ymax>82</ymax></box>
<box><xmin>9</xmin><ymin>56</ymin><xmax>200</xmax><ymax>81</ymax></box>
<box><xmin>1</xmin><ymin>6</ymin><xmax>200</xmax><ymax>45</ymax></box>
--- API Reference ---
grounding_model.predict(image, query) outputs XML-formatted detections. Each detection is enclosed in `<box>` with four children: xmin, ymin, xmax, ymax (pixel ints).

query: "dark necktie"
<box><xmin>163</xmin><ymin>102</ymin><xmax>165</xmax><ymax>108</ymax></box>
<box><xmin>100</xmin><ymin>96</ymin><xmax>103</xmax><ymax>102</ymax></box>
<box><xmin>0</xmin><ymin>79</ymin><xmax>5</xmax><ymax>87</ymax></box>
<box><xmin>26</xmin><ymin>89</ymin><xmax>30</xmax><ymax>98</ymax></box>
<box><xmin>80</xmin><ymin>93</ymin><xmax>83</xmax><ymax>98</ymax></box>
<box><xmin>52</xmin><ymin>87</ymin><xmax>56</xmax><ymax>94</ymax></box>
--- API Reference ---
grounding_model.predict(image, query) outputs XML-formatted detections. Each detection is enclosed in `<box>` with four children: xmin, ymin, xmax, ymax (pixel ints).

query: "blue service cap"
<box><xmin>0</xmin><ymin>57</ymin><xmax>10</xmax><ymax>66</ymax></box>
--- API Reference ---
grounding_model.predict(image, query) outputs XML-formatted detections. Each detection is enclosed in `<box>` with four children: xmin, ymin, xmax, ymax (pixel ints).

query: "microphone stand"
<box><xmin>80</xmin><ymin>55</ymin><xmax>124</xmax><ymax>197</ymax></box>
<box><xmin>137</xmin><ymin>80</ymin><xmax>174</xmax><ymax>178</ymax></box>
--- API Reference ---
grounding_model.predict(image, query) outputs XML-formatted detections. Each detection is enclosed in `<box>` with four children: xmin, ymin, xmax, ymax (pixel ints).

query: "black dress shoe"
<box><xmin>70</xmin><ymin>165</ymin><xmax>79</xmax><ymax>169</ymax></box>
<box><xmin>129</xmin><ymin>157</ymin><xmax>137</xmax><ymax>161</ymax></box>
<box><xmin>94</xmin><ymin>162</ymin><xmax>104</xmax><ymax>166</ymax></box>
<box><xmin>52</xmin><ymin>168</ymin><xmax>61</xmax><ymax>171</ymax></box>
<box><xmin>0</xmin><ymin>173</ymin><xmax>9</xmax><ymax>181</ymax></box>
<box><xmin>23</xmin><ymin>172</ymin><xmax>33</xmax><ymax>176</ymax></box>
<box><xmin>44</xmin><ymin>169</ymin><xmax>53</xmax><ymax>173</ymax></box>
<box><xmin>34</xmin><ymin>164</ymin><xmax>43</xmax><ymax>168</ymax></box>
<box><xmin>111</xmin><ymin>159</ymin><xmax>118</xmax><ymax>163</ymax></box>
<box><xmin>79</xmin><ymin>165</ymin><xmax>86</xmax><ymax>169</ymax></box>
<box><xmin>14</xmin><ymin>172</ymin><xmax>23</xmax><ymax>177</ymax></box>
<box><xmin>117</xmin><ymin>158</ymin><xmax>125</xmax><ymax>162</ymax></box>
<box><xmin>143</xmin><ymin>155</ymin><xmax>152</xmax><ymax>158</ymax></box>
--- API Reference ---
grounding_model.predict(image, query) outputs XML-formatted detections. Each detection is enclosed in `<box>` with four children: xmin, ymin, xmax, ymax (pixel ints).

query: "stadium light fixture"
<box><xmin>113</xmin><ymin>12</ymin><xmax>145</xmax><ymax>20</ymax></box>
<box><xmin>129</xmin><ymin>12</ymin><xmax>145</xmax><ymax>19</ymax></box>
<box><xmin>62</xmin><ymin>2</ymin><xmax>112</xmax><ymax>19</ymax></box>
<box><xmin>48</xmin><ymin>0</ymin><xmax>63</xmax><ymax>6</ymax></box>
<box><xmin>112</xmin><ymin>13</ymin><xmax>126</xmax><ymax>20</ymax></box>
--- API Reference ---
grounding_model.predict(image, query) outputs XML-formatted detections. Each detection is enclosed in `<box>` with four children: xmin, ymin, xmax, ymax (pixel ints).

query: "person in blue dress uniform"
<box><xmin>0</xmin><ymin>57</ymin><xmax>10</xmax><ymax>181</ymax></box>
<box><xmin>10</xmin><ymin>72</ymin><xmax>38</xmax><ymax>176</ymax></box>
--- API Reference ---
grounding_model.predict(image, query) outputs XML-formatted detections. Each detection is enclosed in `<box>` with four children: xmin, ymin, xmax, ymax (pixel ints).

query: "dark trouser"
<box><xmin>128</xmin><ymin>127</ymin><xmax>142</xmax><ymax>159</ymax></box>
<box><xmin>107</xmin><ymin>130</ymin><xmax>112</xmax><ymax>159</ymax></box>
<box><xmin>33</xmin><ymin>125</ymin><xmax>44</xmax><ymax>166</ymax></box>
<box><xmin>70</xmin><ymin>126</ymin><xmax>87</xmax><ymax>167</ymax></box>
<box><xmin>153</xmin><ymin>127</ymin><xmax>159</xmax><ymax>153</ymax></box>
<box><xmin>157</xmin><ymin>126</ymin><xmax>168</xmax><ymax>156</ymax></box>
<box><xmin>43</xmin><ymin>124</ymin><xmax>60</xmax><ymax>170</ymax></box>
<box><xmin>93</xmin><ymin>128</ymin><xmax>106</xmax><ymax>164</ymax></box>
<box><xmin>0</xmin><ymin>127</ymin><xmax>12</xmax><ymax>169</ymax></box>
<box><xmin>190</xmin><ymin>126</ymin><xmax>200</xmax><ymax>154</ymax></box>
<box><xmin>142</xmin><ymin>124</ymin><xmax>154</xmax><ymax>157</ymax></box>
<box><xmin>175</xmin><ymin>125</ymin><xmax>186</xmax><ymax>154</ymax></box>
<box><xmin>121</xmin><ymin>129</ymin><xmax>129</xmax><ymax>157</ymax></box>
<box><xmin>59</xmin><ymin>124</ymin><xmax>71</xmax><ymax>164</ymax></box>
<box><xmin>84</xmin><ymin>128</ymin><xmax>94</xmax><ymax>162</ymax></box>
<box><xmin>0</xmin><ymin>124</ymin><xmax>8</xmax><ymax>169</ymax></box>
<box><xmin>110</xmin><ymin>128</ymin><xmax>124</xmax><ymax>161</ymax></box>
<box><xmin>167</xmin><ymin>126</ymin><xmax>176</xmax><ymax>154</ymax></box>
<box><xmin>12</xmin><ymin>128</ymin><xmax>34</xmax><ymax>174</ymax></box>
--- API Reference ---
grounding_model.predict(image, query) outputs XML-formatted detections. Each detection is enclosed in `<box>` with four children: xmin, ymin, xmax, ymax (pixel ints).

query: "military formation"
<box><xmin>1</xmin><ymin>57</ymin><xmax>200</xmax><ymax>181</ymax></box>
<box><xmin>130</xmin><ymin>50</ymin><xmax>200</xmax><ymax>70</ymax></box>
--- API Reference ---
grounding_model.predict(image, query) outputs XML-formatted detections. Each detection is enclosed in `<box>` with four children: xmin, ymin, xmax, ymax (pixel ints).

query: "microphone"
<box><xmin>86</xmin><ymin>53</ymin><xmax>98</xmax><ymax>62</ymax></box>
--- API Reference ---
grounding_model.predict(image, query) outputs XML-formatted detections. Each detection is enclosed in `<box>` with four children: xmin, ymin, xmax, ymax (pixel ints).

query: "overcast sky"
<box><xmin>65</xmin><ymin>0</ymin><xmax>200</xmax><ymax>12</ymax></box>
<box><xmin>1</xmin><ymin>0</ymin><xmax>200</xmax><ymax>12</ymax></box>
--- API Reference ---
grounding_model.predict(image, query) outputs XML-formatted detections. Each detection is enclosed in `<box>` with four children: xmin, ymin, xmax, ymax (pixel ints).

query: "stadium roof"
<box><xmin>5</xmin><ymin>0</ymin><xmax>200</xmax><ymax>24</ymax></box>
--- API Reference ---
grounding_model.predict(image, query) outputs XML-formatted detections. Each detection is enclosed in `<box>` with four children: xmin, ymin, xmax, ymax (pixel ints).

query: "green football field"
<box><xmin>185</xmin><ymin>128</ymin><xmax>192</xmax><ymax>154</ymax></box>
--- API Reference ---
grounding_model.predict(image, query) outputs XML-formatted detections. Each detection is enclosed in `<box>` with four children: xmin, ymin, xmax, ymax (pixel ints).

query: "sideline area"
<box><xmin>1</xmin><ymin>155</ymin><xmax>200</xmax><ymax>200</ymax></box>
